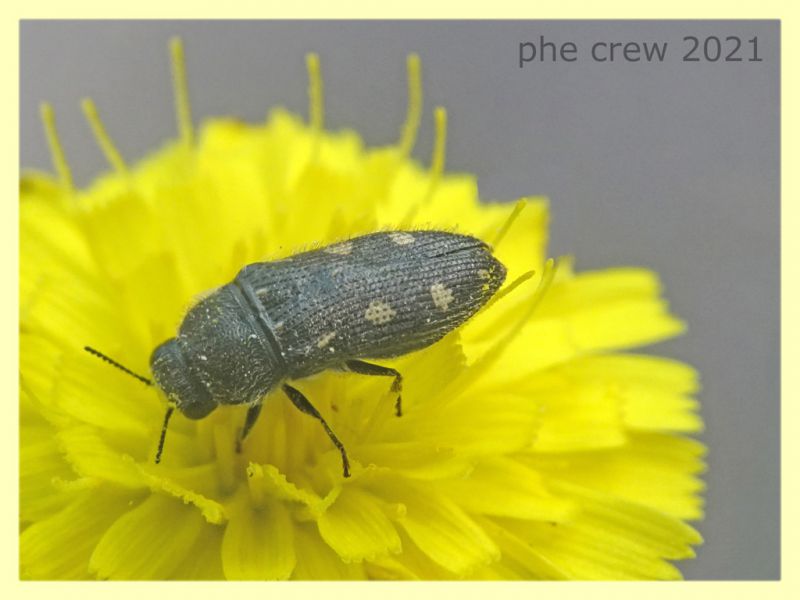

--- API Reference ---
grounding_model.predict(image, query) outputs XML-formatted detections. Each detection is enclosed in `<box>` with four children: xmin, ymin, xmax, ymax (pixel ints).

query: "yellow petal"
<box><xmin>89</xmin><ymin>493</ymin><xmax>207</xmax><ymax>579</ymax></box>
<box><xmin>20</xmin><ymin>423</ymin><xmax>78</xmax><ymax>523</ymax></box>
<box><xmin>58</xmin><ymin>426</ymin><xmax>148</xmax><ymax>488</ymax></box>
<box><xmin>473</xmin><ymin>515</ymin><xmax>570</xmax><ymax>580</ymax></box>
<box><xmin>20</xmin><ymin>334</ymin><xmax>66</xmax><ymax>422</ymax></box>
<box><xmin>221</xmin><ymin>490</ymin><xmax>295</xmax><ymax>580</ymax></box>
<box><xmin>21</xmin><ymin>486</ymin><xmax>138</xmax><ymax>579</ymax></box>
<box><xmin>363</xmin><ymin>557</ymin><xmax>420</xmax><ymax>580</ymax></box>
<box><xmin>22</xmin><ymin>274</ymin><xmax>129</xmax><ymax>354</ymax></box>
<box><xmin>494</xmin><ymin>482</ymin><xmax>702</xmax><ymax>580</ymax></box>
<box><xmin>54</xmin><ymin>347</ymin><xmax>158</xmax><ymax>437</ymax></box>
<box><xmin>291</xmin><ymin>523</ymin><xmax>366</xmax><ymax>580</ymax></box>
<box><xmin>57</xmin><ymin>425</ymin><xmax>227</xmax><ymax>523</ymax></box>
<box><xmin>345</xmin><ymin>331</ymin><xmax>468</xmax><ymax>446</ymax></box>
<box><xmin>136</xmin><ymin>462</ymin><xmax>227</xmax><ymax>524</ymax></box>
<box><xmin>438</xmin><ymin>457</ymin><xmax>575</xmax><ymax>521</ymax></box>
<box><xmin>357</xmin><ymin>441</ymin><xmax>473</xmax><ymax>480</ymax></box>
<box><xmin>538</xmin><ymin>268</ymin><xmax>686</xmax><ymax>349</ymax></box>
<box><xmin>382</xmin><ymin>478</ymin><xmax>500</xmax><ymax>575</ymax></box>
<box><xmin>317</xmin><ymin>486</ymin><xmax>402</xmax><ymax>562</ymax></box>
<box><xmin>528</xmin><ymin>432</ymin><xmax>706</xmax><ymax>520</ymax></box>
<box><xmin>117</xmin><ymin>251</ymin><xmax>193</xmax><ymax>350</ymax></box>
<box><xmin>465</xmin><ymin>269</ymin><xmax>685</xmax><ymax>383</ymax></box>
<box><xmin>407</xmin><ymin>389</ymin><xmax>539</xmax><ymax>457</ymax></box>
<box><xmin>248</xmin><ymin>462</ymin><xmax>323</xmax><ymax>509</ymax></box>
<box><xmin>20</xmin><ymin>192</ymin><xmax>97</xmax><ymax>299</ymax></box>
<box><xmin>389</xmin><ymin>331</ymin><xmax>467</xmax><ymax>414</ymax></box>
<box><xmin>566</xmin><ymin>354</ymin><xmax>702</xmax><ymax>433</ymax></box>
<box><xmin>363</xmin><ymin>530</ymin><xmax>452</xmax><ymax>580</ymax></box>
<box><xmin>528</xmin><ymin>375</ymin><xmax>628</xmax><ymax>453</ymax></box>
<box><xmin>78</xmin><ymin>189</ymin><xmax>161</xmax><ymax>280</ymax></box>
<box><xmin>171</xmin><ymin>524</ymin><xmax>225</xmax><ymax>580</ymax></box>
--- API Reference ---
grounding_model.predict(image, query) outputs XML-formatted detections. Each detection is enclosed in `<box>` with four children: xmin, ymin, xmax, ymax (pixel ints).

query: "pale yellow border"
<box><xmin>6</xmin><ymin>1</ymin><xmax>797</xmax><ymax>597</ymax></box>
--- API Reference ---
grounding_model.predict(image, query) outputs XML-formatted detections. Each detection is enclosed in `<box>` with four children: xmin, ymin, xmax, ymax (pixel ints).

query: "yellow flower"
<box><xmin>20</xmin><ymin>39</ymin><xmax>705</xmax><ymax>580</ymax></box>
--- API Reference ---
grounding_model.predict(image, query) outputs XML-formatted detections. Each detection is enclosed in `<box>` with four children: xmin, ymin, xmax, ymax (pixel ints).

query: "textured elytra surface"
<box><xmin>152</xmin><ymin>231</ymin><xmax>506</xmax><ymax>412</ymax></box>
<box><xmin>242</xmin><ymin>231</ymin><xmax>506</xmax><ymax>375</ymax></box>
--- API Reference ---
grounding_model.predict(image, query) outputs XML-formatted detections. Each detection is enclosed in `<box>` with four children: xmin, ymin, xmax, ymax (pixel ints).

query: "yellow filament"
<box><xmin>39</xmin><ymin>102</ymin><xmax>73</xmax><ymax>193</ymax></box>
<box><xmin>398</xmin><ymin>53</ymin><xmax>422</xmax><ymax>155</ymax></box>
<box><xmin>306</xmin><ymin>53</ymin><xmax>324</xmax><ymax>132</ymax></box>
<box><xmin>399</xmin><ymin>107</ymin><xmax>447</xmax><ymax>227</ymax></box>
<box><xmin>490</xmin><ymin>199</ymin><xmax>528</xmax><ymax>250</ymax></box>
<box><xmin>170</xmin><ymin>37</ymin><xmax>194</xmax><ymax>146</ymax></box>
<box><xmin>80</xmin><ymin>98</ymin><xmax>128</xmax><ymax>175</ymax></box>
<box><xmin>521</xmin><ymin>258</ymin><xmax>557</xmax><ymax>318</ymax></box>
<box><xmin>481</xmin><ymin>269</ymin><xmax>537</xmax><ymax>313</ymax></box>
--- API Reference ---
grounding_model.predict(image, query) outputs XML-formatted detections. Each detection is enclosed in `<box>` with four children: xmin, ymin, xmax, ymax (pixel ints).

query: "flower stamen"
<box><xmin>401</xmin><ymin>106</ymin><xmax>447</xmax><ymax>227</ymax></box>
<box><xmin>305</xmin><ymin>53</ymin><xmax>325</xmax><ymax>167</ymax></box>
<box><xmin>489</xmin><ymin>198</ymin><xmax>528</xmax><ymax>250</ymax></box>
<box><xmin>306</xmin><ymin>53</ymin><xmax>324</xmax><ymax>132</ymax></box>
<box><xmin>398</xmin><ymin>53</ymin><xmax>422</xmax><ymax>156</ymax></box>
<box><xmin>80</xmin><ymin>98</ymin><xmax>128</xmax><ymax>176</ymax></box>
<box><xmin>39</xmin><ymin>102</ymin><xmax>74</xmax><ymax>193</ymax></box>
<box><xmin>169</xmin><ymin>37</ymin><xmax>194</xmax><ymax>147</ymax></box>
<box><xmin>481</xmin><ymin>269</ymin><xmax>536</xmax><ymax>313</ymax></box>
<box><xmin>425</xmin><ymin>106</ymin><xmax>447</xmax><ymax>201</ymax></box>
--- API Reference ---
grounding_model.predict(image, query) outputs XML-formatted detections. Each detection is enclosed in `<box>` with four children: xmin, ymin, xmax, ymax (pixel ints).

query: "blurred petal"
<box><xmin>20</xmin><ymin>423</ymin><xmax>79</xmax><ymax>523</ymax></box>
<box><xmin>438</xmin><ymin>457</ymin><xmax>575</xmax><ymax>521</ymax></box>
<box><xmin>292</xmin><ymin>523</ymin><xmax>366</xmax><ymax>580</ymax></box>
<box><xmin>492</xmin><ymin>482</ymin><xmax>701</xmax><ymax>580</ymax></box>
<box><xmin>383</xmin><ymin>478</ymin><xmax>500</xmax><ymax>575</ymax></box>
<box><xmin>89</xmin><ymin>494</ymin><xmax>206</xmax><ymax>579</ymax></box>
<box><xmin>318</xmin><ymin>486</ymin><xmax>402</xmax><ymax>562</ymax></box>
<box><xmin>221</xmin><ymin>490</ymin><xmax>295</xmax><ymax>580</ymax></box>
<box><xmin>527</xmin><ymin>433</ymin><xmax>706</xmax><ymax>520</ymax></box>
<box><xmin>21</xmin><ymin>486</ymin><xmax>138</xmax><ymax>579</ymax></box>
<box><xmin>171</xmin><ymin>524</ymin><xmax>225</xmax><ymax>580</ymax></box>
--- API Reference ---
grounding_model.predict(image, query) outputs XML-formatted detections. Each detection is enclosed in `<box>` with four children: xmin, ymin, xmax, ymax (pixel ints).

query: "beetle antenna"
<box><xmin>84</xmin><ymin>346</ymin><xmax>153</xmax><ymax>386</ymax></box>
<box><xmin>155</xmin><ymin>406</ymin><xmax>174</xmax><ymax>464</ymax></box>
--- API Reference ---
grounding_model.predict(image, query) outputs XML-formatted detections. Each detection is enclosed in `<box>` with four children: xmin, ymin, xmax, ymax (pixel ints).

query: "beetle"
<box><xmin>86</xmin><ymin>230</ymin><xmax>507</xmax><ymax>477</ymax></box>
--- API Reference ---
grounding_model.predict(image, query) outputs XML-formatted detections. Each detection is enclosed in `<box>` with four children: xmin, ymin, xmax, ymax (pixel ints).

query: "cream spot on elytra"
<box><xmin>478</xmin><ymin>269</ymin><xmax>491</xmax><ymax>280</ymax></box>
<box><xmin>365</xmin><ymin>300</ymin><xmax>396</xmax><ymax>325</ymax></box>
<box><xmin>316</xmin><ymin>331</ymin><xmax>337</xmax><ymax>349</ymax></box>
<box><xmin>388</xmin><ymin>232</ymin><xmax>415</xmax><ymax>245</ymax></box>
<box><xmin>324</xmin><ymin>241</ymin><xmax>354</xmax><ymax>255</ymax></box>
<box><xmin>430</xmin><ymin>282</ymin><xmax>454</xmax><ymax>311</ymax></box>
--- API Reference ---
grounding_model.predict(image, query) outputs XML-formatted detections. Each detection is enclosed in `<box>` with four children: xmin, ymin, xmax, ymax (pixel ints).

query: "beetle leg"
<box><xmin>344</xmin><ymin>360</ymin><xmax>403</xmax><ymax>417</ymax></box>
<box><xmin>282</xmin><ymin>383</ymin><xmax>351</xmax><ymax>478</ymax></box>
<box><xmin>236</xmin><ymin>402</ymin><xmax>264</xmax><ymax>453</ymax></box>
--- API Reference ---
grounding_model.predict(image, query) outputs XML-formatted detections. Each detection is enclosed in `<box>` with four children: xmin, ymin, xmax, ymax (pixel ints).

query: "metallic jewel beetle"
<box><xmin>86</xmin><ymin>230</ymin><xmax>507</xmax><ymax>477</ymax></box>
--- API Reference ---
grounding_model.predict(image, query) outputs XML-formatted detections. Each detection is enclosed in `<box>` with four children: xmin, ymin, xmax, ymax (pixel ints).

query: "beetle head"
<box><xmin>150</xmin><ymin>338</ymin><xmax>216</xmax><ymax>420</ymax></box>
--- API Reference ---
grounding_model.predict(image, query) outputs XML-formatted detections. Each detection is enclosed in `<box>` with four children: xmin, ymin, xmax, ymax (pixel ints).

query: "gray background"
<box><xmin>19</xmin><ymin>21</ymin><xmax>780</xmax><ymax>580</ymax></box>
